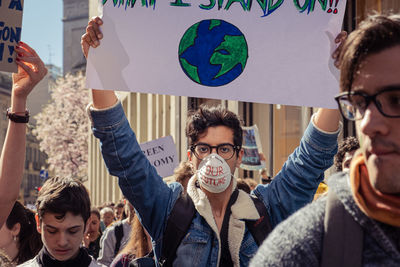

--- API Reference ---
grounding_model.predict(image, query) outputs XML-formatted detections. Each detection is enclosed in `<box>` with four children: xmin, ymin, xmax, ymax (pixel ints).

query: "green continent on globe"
<box><xmin>179</xmin><ymin>23</ymin><xmax>199</xmax><ymax>56</ymax></box>
<box><xmin>210</xmin><ymin>35</ymin><xmax>248</xmax><ymax>79</ymax></box>
<box><xmin>209</xmin><ymin>19</ymin><xmax>221</xmax><ymax>30</ymax></box>
<box><xmin>180</xmin><ymin>58</ymin><xmax>200</xmax><ymax>83</ymax></box>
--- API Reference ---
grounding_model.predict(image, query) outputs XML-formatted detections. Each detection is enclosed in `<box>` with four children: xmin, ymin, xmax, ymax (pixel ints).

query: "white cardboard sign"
<box><xmin>140</xmin><ymin>135</ymin><xmax>179</xmax><ymax>178</ymax></box>
<box><xmin>0</xmin><ymin>0</ymin><xmax>23</xmax><ymax>73</ymax></box>
<box><xmin>87</xmin><ymin>0</ymin><xmax>347</xmax><ymax>108</ymax></box>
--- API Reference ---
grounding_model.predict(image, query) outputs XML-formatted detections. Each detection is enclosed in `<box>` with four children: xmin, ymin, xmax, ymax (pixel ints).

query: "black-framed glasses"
<box><xmin>190</xmin><ymin>143</ymin><xmax>241</xmax><ymax>160</ymax></box>
<box><xmin>335</xmin><ymin>87</ymin><xmax>400</xmax><ymax>121</ymax></box>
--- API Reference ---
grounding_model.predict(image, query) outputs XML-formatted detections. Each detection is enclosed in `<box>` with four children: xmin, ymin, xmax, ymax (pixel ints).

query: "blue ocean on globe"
<box><xmin>178</xmin><ymin>19</ymin><xmax>248</xmax><ymax>87</ymax></box>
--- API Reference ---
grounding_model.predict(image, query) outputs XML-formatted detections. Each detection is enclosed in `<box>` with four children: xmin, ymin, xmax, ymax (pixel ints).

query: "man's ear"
<box><xmin>236</xmin><ymin>149</ymin><xmax>244</xmax><ymax>168</ymax></box>
<box><xmin>187</xmin><ymin>150</ymin><xmax>192</xmax><ymax>161</ymax></box>
<box><xmin>35</xmin><ymin>214</ymin><xmax>41</xmax><ymax>234</ymax></box>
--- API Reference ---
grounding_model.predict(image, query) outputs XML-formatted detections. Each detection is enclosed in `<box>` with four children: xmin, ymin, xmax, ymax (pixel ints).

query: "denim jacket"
<box><xmin>89</xmin><ymin>101</ymin><xmax>339</xmax><ymax>267</ymax></box>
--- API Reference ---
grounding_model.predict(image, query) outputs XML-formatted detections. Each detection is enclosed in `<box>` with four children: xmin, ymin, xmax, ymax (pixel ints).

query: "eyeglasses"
<box><xmin>335</xmin><ymin>87</ymin><xmax>400</xmax><ymax>121</ymax></box>
<box><xmin>190</xmin><ymin>143</ymin><xmax>241</xmax><ymax>160</ymax></box>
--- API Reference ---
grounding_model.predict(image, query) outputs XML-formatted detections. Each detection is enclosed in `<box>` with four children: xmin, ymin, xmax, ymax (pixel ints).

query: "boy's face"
<box><xmin>38</xmin><ymin>211</ymin><xmax>85</xmax><ymax>261</ymax></box>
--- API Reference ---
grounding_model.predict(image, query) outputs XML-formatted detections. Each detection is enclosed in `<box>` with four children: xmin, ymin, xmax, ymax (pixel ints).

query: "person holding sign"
<box><xmin>0</xmin><ymin>42</ymin><xmax>47</xmax><ymax>229</ymax></box>
<box><xmin>82</xmin><ymin>17</ymin><xmax>343</xmax><ymax>267</ymax></box>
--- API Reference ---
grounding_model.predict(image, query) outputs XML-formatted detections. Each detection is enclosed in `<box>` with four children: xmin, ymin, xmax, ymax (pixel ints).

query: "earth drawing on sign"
<box><xmin>178</xmin><ymin>19</ymin><xmax>248</xmax><ymax>87</ymax></box>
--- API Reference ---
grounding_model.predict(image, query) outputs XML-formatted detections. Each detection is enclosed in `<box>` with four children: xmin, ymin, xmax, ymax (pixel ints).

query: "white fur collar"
<box><xmin>186</xmin><ymin>174</ymin><xmax>260</xmax><ymax>266</ymax></box>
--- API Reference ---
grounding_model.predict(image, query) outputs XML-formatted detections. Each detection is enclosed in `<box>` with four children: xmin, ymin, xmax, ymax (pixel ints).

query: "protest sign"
<box><xmin>240</xmin><ymin>125</ymin><xmax>265</xmax><ymax>171</ymax></box>
<box><xmin>140</xmin><ymin>135</ymin><xmax>179</xmax><ymax>178</ymax></box>
<box><xmin>0</xmin><ymin>0</ymin><xmax>23</xmax><ymax>73</ymax></box>
<box><xmin>86</xmin><ymin>0</ymin><xmax>346</xmax><ymax>108</ymax></box>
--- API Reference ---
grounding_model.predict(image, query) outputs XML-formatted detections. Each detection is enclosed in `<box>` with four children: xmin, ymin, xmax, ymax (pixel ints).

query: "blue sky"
<box><xmin>21</xmin><ymin>0</ymin><xmax>63</xmax><ymax>69</ymax></box>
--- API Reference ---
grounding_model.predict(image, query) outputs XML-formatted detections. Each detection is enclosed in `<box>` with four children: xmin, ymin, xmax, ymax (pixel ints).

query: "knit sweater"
<box><xmin>250</xmin><ymin>172</ymin><xmax>400</xmax><ymax>267</ymax></box>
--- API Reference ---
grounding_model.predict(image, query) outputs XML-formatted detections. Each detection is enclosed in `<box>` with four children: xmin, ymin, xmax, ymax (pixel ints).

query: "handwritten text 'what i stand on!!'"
<box><xmin>102</xmin><ymin>0</ymin><xmax>341</xmax><ymax>17</ymax></box>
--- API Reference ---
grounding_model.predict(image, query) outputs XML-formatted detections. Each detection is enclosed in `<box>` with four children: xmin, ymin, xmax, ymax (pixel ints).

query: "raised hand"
<box><xmin>332</xmin><ymin>31</ymin><xmax>348</xmax><ymax>69</ymax></box>
<box><xmin>81</xmin><ymin>17</ymin><xmax>104</xmax><ymax>59</ymax></box>
<box><xmin>12</xmin><ymin>42</ymin><xmax>47</xmax><ymax>101</ymax></box>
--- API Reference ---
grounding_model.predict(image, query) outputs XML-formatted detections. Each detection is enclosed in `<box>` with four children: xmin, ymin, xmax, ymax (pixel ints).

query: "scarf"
<box><xmin>36</xmin><ymin>247</ymin><xmax>92</xmax><ymax>267</ymax></box>
<box><xmin>350</xmin><ymin>152</ymin><xmax>400</xmax><ymax>227</ymax></box>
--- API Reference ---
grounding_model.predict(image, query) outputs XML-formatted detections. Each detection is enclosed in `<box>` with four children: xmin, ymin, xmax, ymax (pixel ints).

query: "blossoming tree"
<box><xmin>34</xmin><ymin>72</ymin><xmax>89</xmax><ymax>179</ymax></box>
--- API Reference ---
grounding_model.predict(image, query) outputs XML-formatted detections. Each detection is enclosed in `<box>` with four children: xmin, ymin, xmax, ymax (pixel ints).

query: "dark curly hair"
<box><xmin>334</xmin><ymin>136</ymin><xmax>360</xmax><ymax>172</ymax></box>
<box><xmin>186</xmin><ymin>104</ymin><xmax>243</xmax><ymax>153</ymax></box>
<box><xmin>340</xmin><ymin>14</ymin><xmax>400</xmax><ymax>93</ymax></box>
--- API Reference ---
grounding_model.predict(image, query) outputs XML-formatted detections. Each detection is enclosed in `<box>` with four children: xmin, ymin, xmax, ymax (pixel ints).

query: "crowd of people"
<box><xmin>0</xmin><ymin>13</ymin><xmax>399</xmax><ymax>267</ymax></box>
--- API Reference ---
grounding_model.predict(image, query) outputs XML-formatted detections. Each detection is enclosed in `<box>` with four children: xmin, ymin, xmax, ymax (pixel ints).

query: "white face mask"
<box><xmin>197</xmin><ymin>153</ymin><xmax>232</xmax><ymax>193</ymax></box>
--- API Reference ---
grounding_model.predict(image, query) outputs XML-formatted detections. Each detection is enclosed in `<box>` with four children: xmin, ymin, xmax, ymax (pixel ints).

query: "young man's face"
<box><xmin>352</xmin><ymin>45</ymin><xmax>400</xmax><ymax>194</ymax></box>
<box><xmin>38</xmin><ymin>212</ymin><xmax>85</xmax><ymax>261</ymax></box>
<box><xmin>188</xmin><ymin>125</ymin><xmax>243</xmax><ymax>182</ymax></box>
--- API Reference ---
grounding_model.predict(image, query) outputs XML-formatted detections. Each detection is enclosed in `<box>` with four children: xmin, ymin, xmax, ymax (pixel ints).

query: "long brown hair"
<box><xmin>119</xmin><ymin>215</ymin><xmax>151</xmax><ymax>258</ymax></box>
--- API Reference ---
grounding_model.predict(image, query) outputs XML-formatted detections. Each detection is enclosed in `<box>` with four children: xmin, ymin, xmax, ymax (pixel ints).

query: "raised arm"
<box><xmin>81</xmin><ymin>17</ymin><xmax>117</xmax><ymax>109</ymax></box>
<box><xmin>313</xmin><ymin>108</ymin><xmax>340</xmax><ymax>132</ymax></box>
<box><xmin>312</xmin><ymin>30</ymin><xmax>346</xmax><ymax>133</ymax></box>
<box><xmin>0</xmin><ymin>42</ymin><xmax>47</xmax><ymax>227</ymax></box>
<box><xmin>82</xmin><ymin>18</ymin><xmax>180</xmax><ymax>242</ymax></box>
<box><xmin>252</xmin><ymin>32</ymin><xmax>347</xmax><ymax>227</ymax></box>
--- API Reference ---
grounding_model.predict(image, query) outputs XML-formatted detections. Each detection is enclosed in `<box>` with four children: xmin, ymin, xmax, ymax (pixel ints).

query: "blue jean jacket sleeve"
<box><xmin>253</xmin><ymin>120</ymin><xmax>338</xmax><ymax>228</ymax></box>
<box><xmin>89</xmin><ymin>102</ymin><xmax>182</xmax><ymax>242</ymax></box>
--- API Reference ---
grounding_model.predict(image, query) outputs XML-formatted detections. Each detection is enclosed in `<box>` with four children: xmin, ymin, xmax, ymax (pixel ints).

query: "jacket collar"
<box><xmin>186</xmin><ymin>174</ymin><xmax>260</xmax><ymax>266</ymax></box>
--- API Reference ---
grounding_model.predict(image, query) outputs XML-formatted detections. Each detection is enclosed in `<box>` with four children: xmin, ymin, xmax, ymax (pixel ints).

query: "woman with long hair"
<box><xmin>110</xmin><ymin>215</ymin><xmax>152</xmax><ymax>267</ymax></box>
<box><xmin>0</xmin><ymin>201</ymin><xmax>42</xmax><ymax>264</ymax></box>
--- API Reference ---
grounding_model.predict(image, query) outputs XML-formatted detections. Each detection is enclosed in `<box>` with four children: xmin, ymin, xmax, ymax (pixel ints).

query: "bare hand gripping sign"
<box><xmin>86</xmin><ymin>0</ymin><xmax>347</xmax><ymax>108</ymax></box>
<box><xmin>0</xmin><ymin>0</ymin><xmax>23</xmax><ymax>73</ymax></box>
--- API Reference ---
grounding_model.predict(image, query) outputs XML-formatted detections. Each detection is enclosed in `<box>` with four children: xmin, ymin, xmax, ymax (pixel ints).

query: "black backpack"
<box><xmin>321</xmin><ymin>190</ymin><xmax>363</xmax><ymax>267</ymax></box>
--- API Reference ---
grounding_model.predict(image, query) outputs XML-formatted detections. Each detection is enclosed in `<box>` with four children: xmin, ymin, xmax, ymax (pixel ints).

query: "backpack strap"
<box><xmin>114</xmin><ymin>221</ymin><xmax>124</xmax><ymax>256</ymax></box>
<box><xmin>219</xmin><ymin>189</ymin><xmax>239</xmax><ymax>267</ymax></box>
<box><xmin>246</xmin><ymin>196</ymin><xmax>273</xmax><ymax>246</ymax></box>
<box><xmin>159</xmin><ymin>193</ymin><xmax>196</xmax><ymax>267</ymax></box>
<box><xmin>321</xmin><ymin>190</ymin><xmax>363</xmax><ymax>267</ymax></box>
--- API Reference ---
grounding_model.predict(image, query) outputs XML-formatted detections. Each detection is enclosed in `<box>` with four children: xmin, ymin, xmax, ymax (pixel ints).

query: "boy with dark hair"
<box><xmin>19</xmin><ymin>177</ymin><xmax>103</xmax><ymax>267</ymax></box>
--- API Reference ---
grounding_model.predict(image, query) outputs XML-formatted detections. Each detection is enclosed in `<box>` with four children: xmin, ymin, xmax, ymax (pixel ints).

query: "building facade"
<box><xmin>22</xmin><ymin>127</ymin><xmax>49</xmax><ymax>205</ymax></box>
<box><xmin>0</xmin><ymin>72</ymin><xmax>12</xmax><ymax>153</ymax></box>
<box><xmin>63</xmin><ymin>0</ymin><xmax>89</xmax><ymax>75</ymax></box>
<box><xmin>22</xmin><ymin>64</ymin><xmax>62</xmax><ymax>205</ymax></box>
<box><xmin>86</xmin><ymin>0</ymin><xmax>400</xmax><ymax>205</ymax></box>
